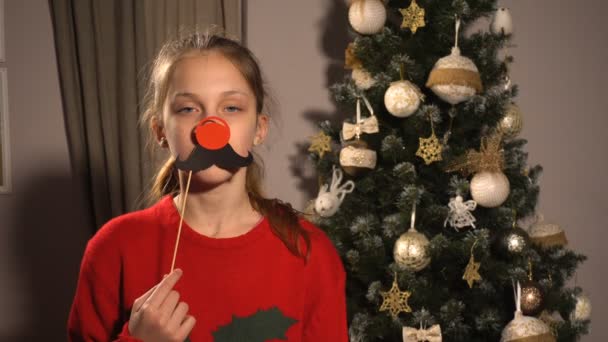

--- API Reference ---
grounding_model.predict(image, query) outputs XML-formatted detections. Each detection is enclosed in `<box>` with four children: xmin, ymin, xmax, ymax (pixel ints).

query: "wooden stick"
<box><xmin>170</xmin><ymin>170</ymin><xmax>193</xmax><ymax>273</ymax></box>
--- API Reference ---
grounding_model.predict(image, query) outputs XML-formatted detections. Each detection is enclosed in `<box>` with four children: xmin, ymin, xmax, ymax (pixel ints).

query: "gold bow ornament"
<box><xmin>403</xmin><ymin>324</ymin><xmax>442</xmax><ymax>342</ymax></box>
<box><xmin>342</xmin><ymin>95</ymin><xmax>379</xmax><ymax>141</ymax></box>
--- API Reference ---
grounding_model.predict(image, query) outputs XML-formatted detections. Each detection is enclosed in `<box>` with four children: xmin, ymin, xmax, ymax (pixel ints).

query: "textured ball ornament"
<box><xmin>493</xmin><ymin>227</ymin><xmax>530</xmax><ymax>258</ymax></box>
<box><xmin>348</xmin><ymin>0</ymin><xmax>387</xmax><ymax>35</ymax></box>
<box><xmin>498</xmin><ymin>103</ymin><xmax>523</xmax><ymax>139</ymax></box>
<box><xmin>426</xmin><ymin>47</ymin><xmax>483</xmax><ymax>105</ymax></box>
<box><xmin>339</xmin><ymin>139</ymin><xmax>377</xmax><ymax>177</ymax></box>
<box><xmin>491</xmin><ymin>7</ymin><xmax>514</xmax><ymax>35</ymax></box>
<box><xmin>470</xmin><ymin>171</ymin><xmax>510</xmax><ymax>208</ymax></box>
<box><xmin>352</xmin><ymin>67</ymin><xmax>376</xmax><ymax>90</ymax></box>
<box><xmin>393</xmin><ymin>228</ymin><xmax>431</xmax><ymax>272</ymax></box>
<box><xmin>501</xmin><ymin>312</ymin><xmax>556</xmax><ymax>342</ymax></box>
<box><xmin>520</xmin><ymin>280</ymin><xmax>545</xmax><ymax>317</ymax></box>
<box><xmin>571</xmin><ymin>293</ymin><xmax>592</xmax><ymax>321</ymax></box>
<box><xmin>529</xmin><ymin>214</ymin><xmax>568</xmax><ymax>249</ymax></box>
<box><xmin>384</xmin><ymin>80</ymin><xmax>422</xmax><ymax>117</ymax></box>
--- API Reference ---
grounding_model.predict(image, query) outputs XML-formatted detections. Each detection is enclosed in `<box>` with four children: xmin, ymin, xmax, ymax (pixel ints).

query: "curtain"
<box><xmin>49</xmin><ymin>0</ymin><xmax>242</xmax><ymax>231</ymax></box>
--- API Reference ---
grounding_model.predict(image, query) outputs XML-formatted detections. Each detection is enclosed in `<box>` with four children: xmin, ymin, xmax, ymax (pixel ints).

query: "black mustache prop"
<box><xmin>174</xmin><ymin>116</ymin><xmax>253</xmax><ymax>172</ymax></box>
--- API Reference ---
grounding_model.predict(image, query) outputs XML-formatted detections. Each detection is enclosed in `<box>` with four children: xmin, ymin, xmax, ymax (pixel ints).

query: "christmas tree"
<box><xmin>304</xmin><ymin>1</ymin><xmax>591</xmax><ymax>341</ymax></box>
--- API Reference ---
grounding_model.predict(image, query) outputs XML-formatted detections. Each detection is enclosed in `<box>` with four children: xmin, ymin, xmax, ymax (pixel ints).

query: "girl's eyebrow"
<box><xmin>172</xmin><ymin>90</ymin><xmax>248</xmax><ymax>100</ymax></box>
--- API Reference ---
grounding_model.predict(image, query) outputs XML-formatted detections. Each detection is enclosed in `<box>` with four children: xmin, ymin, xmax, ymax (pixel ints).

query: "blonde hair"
<box><xmin>140</xmin><ymin>28</ymin><xmax>310</xmax><ymax>259</ymax></box>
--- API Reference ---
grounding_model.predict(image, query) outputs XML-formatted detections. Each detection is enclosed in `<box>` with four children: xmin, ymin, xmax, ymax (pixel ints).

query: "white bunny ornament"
<box><xmin>314</xmin><ymin>167</ymin><xmax>355</xmax><ymax>217</ymax></box>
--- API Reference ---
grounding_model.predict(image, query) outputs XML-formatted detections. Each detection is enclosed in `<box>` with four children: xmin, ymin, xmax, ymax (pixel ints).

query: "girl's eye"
<box><xmin>177</xmin><ymin>106</ymin><xmax>197</xmax><ymax>114</ymax></box>
<box><xmin>225</xmin><ymin>105</ymin><xmax>241</xmax><ymax>113</ymax></box>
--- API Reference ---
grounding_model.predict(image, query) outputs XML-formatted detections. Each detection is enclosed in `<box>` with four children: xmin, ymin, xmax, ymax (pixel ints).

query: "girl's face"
<box><xmin>157</xmin><ymin>50</ymin><xmax>267</xmax><ymax>185</ymax></box>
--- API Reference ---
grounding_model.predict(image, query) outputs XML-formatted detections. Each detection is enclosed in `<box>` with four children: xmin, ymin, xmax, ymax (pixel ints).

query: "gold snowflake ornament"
<box><xmin>379</xmin><ymin>274</ymin><xmax>412</xmax><ymax>319</ymax></box>
<box><xmin>416</xmin><ymin>133</ymin><xmax>443</xmax><ymax>165</ymax></box>
<box><xmin>308</xmin><ymin>131</ymin><xmax>332</xmax><ymax>158</ymax></box>
<box><xmin>463</xmin><ymin>254</ymin><xmax>482</xmax><ymax>288</ymax></box>
<box><xmin>399</xmin><ymin>0</ymin><xmax>426</xmax><ymax>33</ymax></box>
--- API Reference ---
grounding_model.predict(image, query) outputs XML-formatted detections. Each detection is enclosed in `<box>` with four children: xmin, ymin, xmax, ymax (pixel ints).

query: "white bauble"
<box><xmin>571</xmin><ymin>293</ymin><xmax>592</xmax><ymax>321</ymax></box>
<box><xmin>352</xmin><ymin>68</ymin><xmax>376</xmax><ymax>90</ymax></box>
<box><xmin>315</xmin><ymin>192</ymin><xmax>340</xmax><ymax>217</ymax></box>
<box><xmin>491</xmin><ymin>7</ymin><xmax>514</xmax><ymax>35</ymax></box>
<box><xmin>426</xmin><ymin>47</ymin><xmax>483</xmax><ymax>105</ymax></box>
<box><xmin>393</xmin><ymin>228</ymin><xmax>430</xmax><ymax>272</ymax></box>
<box><xmin>348</xmin><ymin>0</ymin><xmax>387</xmax><ymax>35</ymax></box>
<box><xmin>384</xmin><ymin>80</ymin><xmax>422</xmax><ymax>117</ymax></box>
<box><xmin>470</xmin><ymin>171</ymin><xmax>510</xmax><ymax>208</ymax></box>
<box><xmin>501</xmin><ymin>312</ymin><xmax>555</xmax><ymax>342</ymax></box>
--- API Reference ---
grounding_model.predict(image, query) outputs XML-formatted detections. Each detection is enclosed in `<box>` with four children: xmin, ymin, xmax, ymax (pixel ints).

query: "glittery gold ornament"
<box><xmin>394</xmin><ymin>228</ymin><xmax>431</xmax><ymax>271</ymax></box>
<box><xmin>308</xmin><ymin>131</ymin><xmax>332</xmax><ymax>158</ymax></box>
<box><xmin>416</xmin><ymin>125</ymin><xmax>443</xmax><ymax>165</ymax></box>
<box><xmin>521</xmin><ymin>280</ymin><xmax>545</xmax><ymax>316</ymax></box>
<box><xmin>352</xmin><ymin>67</ymin><xmax>377</xmax><ymax>90</ymax></box>
<box><xmin>498</xmin><ymin>103</ymin><xmax>523</xmax><ymax>139</ymax></box>
<box><xmin>446</xmin><ymin>132</ymin><xmax>505</xmax><ymax>176</ymax></box>
<box><xmin>463</xmin><ymin>240</ymin><xmax>482</xmax><ymax>288</ymax></box>
<box><xmin>399</xmin><ymin>0</ymin><xmax>425</xmax><ymax>33</ymax></box>
<box><xmin>571</xmin><ymin>293</ymin><xmax>592</xmax><ymax>321</ymax></box>
<box><xmin>394</xmin><ymin>204</ymin><xmax>431</xmax><ymax>272</ymax></box>
<box><xmin>344</xmin><ymin>42</ymin><xmax>362</xmax><ymax>69</ymax></box>
<box><xmin>493</xmin><ymin>226</ymin><xmax>530</xmax><ymax>258</ymax></box>
<box><xmin>379</xmin><ymin>273</ymin><xmax>412</xmax><ymax>319</ymax></box>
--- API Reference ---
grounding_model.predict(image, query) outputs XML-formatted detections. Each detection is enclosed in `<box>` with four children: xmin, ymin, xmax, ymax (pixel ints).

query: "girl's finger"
<box><xmin>146</xmin><ymin>268</ymin><xmax>183</xmax><ymax>308</ymax></box>
<box><xmin>175</xmin><ymin>315</ymin><xmax>197</xmax><ymax>341</ymax></box>
<box><xmin>132</xmin><ymin>284</ymin><xmax>158</xmax><ymax>312</ymax></box>
<box><xmin>166</xmin><ymin>301</ymin><xmax>189</xmax><ymax>331</ymax></box>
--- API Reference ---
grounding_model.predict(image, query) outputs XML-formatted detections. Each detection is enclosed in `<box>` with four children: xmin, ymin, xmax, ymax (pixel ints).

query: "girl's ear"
<box><xmin>254</xmin><ymin>114</ymin><xmax>269</xmax><ymax>146</ymax></box>
<box><xmin>151</xmin><ymin>116</ymin><xmax>165</xmax><ymax>144</ymax></box>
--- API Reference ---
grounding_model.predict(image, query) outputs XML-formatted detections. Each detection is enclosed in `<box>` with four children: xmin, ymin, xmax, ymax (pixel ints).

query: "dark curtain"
<box><xmin>48</xmin><ymin>0</ymin><xmax>242</xmax><ymax>230</ymax></box>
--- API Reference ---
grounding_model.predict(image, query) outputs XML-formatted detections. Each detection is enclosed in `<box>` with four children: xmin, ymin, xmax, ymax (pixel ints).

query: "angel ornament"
<box><xmin>314</xmin><ymin>166</ymin><xmax>355</xmax><ymax>217</ymax></box>
<box><xmin>444</xmin><ymin>195</ymin><xmax>477</xmax><ymax>230</ymax></box>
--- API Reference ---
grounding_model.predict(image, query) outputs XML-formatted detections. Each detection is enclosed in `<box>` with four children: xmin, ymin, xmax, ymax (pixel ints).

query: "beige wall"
<box><xmin>0</xmin><ymin>0</ymin><xmax>91</xmax><ymax>339</ymax></box>
<box><xmin>0</xmin><ymin>0</ymin><xmax>605</xmax><ymax>340</ymax></box>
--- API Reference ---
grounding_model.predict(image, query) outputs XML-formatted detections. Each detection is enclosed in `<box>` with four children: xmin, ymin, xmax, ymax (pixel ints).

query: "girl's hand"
<box><xmin>128</xmin><ymin>269</ymin><xmax>196</xmax><ymax>342</ymax></box>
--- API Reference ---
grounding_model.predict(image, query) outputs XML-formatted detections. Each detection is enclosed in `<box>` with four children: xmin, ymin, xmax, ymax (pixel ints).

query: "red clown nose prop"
<box><xmin>195</xmin><ymin>116</ymin><xmax>230</xmax><ymax>150</ymax></box>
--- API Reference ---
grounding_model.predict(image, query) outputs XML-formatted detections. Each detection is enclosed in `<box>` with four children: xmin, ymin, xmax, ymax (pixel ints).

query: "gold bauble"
<box><xmin>498</xmin><ymin>103</ymin><xmax>523</xmax><ymax>139</ymax></box>
<box><xmin>393</xmin><ymin>228</ymin><xmax>430</xmax><ymax>272</ymax></box>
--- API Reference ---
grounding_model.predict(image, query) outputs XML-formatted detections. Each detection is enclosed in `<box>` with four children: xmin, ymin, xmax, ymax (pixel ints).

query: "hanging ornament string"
<box><xmin>171</xmin><ymin>170</ymin><xmax>193</xmax><ymax>273</ymax></box>
<box><xmin>410</xmin><ymin>200</ymin><xmax>417</xmax><ymax>231</ymax></box>
<box><xmin>454</xmin><ymin>16</ymin><xmax>461</xmax><ymax>49</ymax></box>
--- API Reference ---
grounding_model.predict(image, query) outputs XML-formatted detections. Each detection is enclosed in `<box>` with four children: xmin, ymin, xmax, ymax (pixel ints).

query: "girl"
<box><xmin>67</xmin><ymin>29</ymin><xmax>348</xmax><ymax>341</ymax></box>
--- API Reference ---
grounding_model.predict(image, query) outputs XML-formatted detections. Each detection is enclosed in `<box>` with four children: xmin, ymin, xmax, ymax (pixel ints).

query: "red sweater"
<box><xmin>67</xmin><ymin>195</ymin><xmax>348</xmax><ymax>341</ymax></box>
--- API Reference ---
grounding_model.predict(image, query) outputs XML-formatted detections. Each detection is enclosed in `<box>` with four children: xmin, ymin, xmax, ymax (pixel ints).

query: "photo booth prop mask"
<box><xmin>175</xmin><ymin>116</ymin><xmax>253</xmax><ymax>172</ymax></box>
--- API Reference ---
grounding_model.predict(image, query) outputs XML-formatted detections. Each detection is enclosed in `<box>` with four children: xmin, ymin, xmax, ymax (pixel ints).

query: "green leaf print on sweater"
<box><xmin>212</xmin><ymin>306</ymin><xmax>298</xmax><ymax>342</ymax></box>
